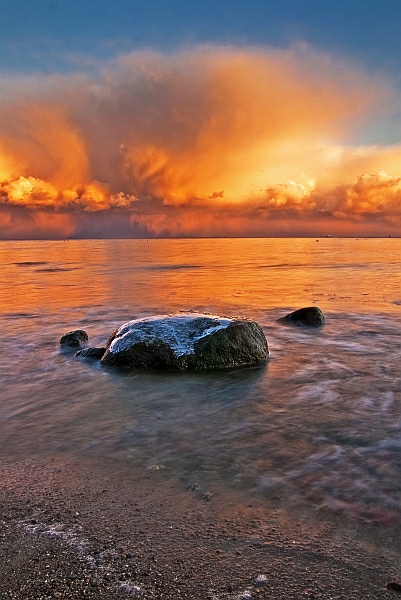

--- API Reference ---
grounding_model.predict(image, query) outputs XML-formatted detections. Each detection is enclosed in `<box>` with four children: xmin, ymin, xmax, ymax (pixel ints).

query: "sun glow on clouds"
<box><xmin>0</xmin><ymin>45</ymin><xmax>401</xmax><ymax>238</ymax></box>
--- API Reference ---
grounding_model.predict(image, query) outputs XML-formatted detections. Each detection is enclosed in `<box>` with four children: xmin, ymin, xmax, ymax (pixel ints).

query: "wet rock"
<box><xmin>75</xmin><ymin>347</ymin><xmax>106</xmax><ymax>359</ymax></box>
<box><xmin>187</xmin><ymin>483</ymin><xmax>201</xmax><ymax>492</ymax></box>
<box><xmin>60</xmin><ymin>330</ymin><xmax>89</xmax><ymax>347</ymax></box>
<box><xmin>100</xmin><ymin>313</ymin><xmax>269</xmax><ymax>371</ymax></box>
<box><xmin>387</xmin><ymin>580</ymin><xmax>401</xmax><ymax>592</ymax></box>
<box><xmin>105</xmin><ymin>328</ymin><xmax>119</xmax><ymax>348</ymax></box>
<box><xmin>278</xmin><ymin>306</ymin><xmax>326</xmax><ymax>327</ymax></box>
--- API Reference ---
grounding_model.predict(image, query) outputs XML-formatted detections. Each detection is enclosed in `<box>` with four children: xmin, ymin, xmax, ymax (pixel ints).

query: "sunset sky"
<box><xmin>1</xmin><ymin>0</ymin><xmax>401</xmax><ymax>238</ymax></box>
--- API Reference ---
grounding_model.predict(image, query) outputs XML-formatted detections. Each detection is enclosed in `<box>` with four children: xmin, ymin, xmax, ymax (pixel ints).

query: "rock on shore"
<box><xmin>100</xmin><ymin>313</ymin><xmax>269</xmax><ymax>370</ymax></box>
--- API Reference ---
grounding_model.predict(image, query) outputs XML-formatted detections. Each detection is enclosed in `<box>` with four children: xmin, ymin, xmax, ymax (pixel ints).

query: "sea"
<box><xmin>1</xmin><ymin>237</ymin><xmax>401</xmax><ymax>543</ymax></box>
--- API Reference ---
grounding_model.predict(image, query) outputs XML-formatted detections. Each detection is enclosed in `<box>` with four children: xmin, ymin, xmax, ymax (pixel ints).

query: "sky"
<box><xmin>1</xmin><ymin>0</ymin><xmax>401</xmax><ymax>238</ymax></box>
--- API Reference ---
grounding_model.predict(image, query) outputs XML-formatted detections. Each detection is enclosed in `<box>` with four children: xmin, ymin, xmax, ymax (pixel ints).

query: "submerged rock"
<box><xmin>100</xmin><ymin>313</ymin><xmax>269</xmax><ymax>370</ymax></box>
<box><xmin>60</xmin><ymin>329</ymin><xmax>88</xmax><ymax>347</ymax></box>
<box><xmin>75</xmin><ymin>347</ymin><xmax>106</xmax><ymax>359</ymax></box>
<box><xmin>278</xmin><ymin>306</ymin><xmax>326</xmax><ymax>327</ymax></box>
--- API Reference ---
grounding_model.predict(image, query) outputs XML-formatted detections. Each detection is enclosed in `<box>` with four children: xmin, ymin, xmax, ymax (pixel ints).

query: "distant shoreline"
<box><xmin>1</xmin><ymin>236</ymin><xmax>401</xmax><ymax>242</ymax></box>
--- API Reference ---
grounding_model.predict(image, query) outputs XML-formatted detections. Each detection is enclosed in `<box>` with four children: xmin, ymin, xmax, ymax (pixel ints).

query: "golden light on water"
<box><xmin>2</xmin><ymin>238</ymin><xmax>401</xmax><ymax>316</ymax></box>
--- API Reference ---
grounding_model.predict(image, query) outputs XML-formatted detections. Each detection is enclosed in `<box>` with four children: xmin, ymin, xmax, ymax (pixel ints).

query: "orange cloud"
<box><xmin>0</xmin><ymin>45</ymin><xmax>400</xmax><ymax>238</ymax></box>
<box><xmin>0</xmin><ymin>103</ymin><xmax>89</xmax><ymax>189</ymax></box>
<box><xmin>0</xmin><ymin>205</ymin><xmax>75</xmax><ymax>239</ymax></box>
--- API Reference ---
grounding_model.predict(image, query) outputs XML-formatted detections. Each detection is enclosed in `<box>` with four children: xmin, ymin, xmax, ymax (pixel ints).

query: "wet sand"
<box><xmin>1</xmin><ymin>454</ymin><xmax>401</xmax><ymax>599</ymax></box>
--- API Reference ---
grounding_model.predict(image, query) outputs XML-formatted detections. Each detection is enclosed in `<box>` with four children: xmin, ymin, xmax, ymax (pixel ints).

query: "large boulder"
<box><xmin>278</xmin><ymin>306</ymin><xmax>326</xmax><ymax>327</ymax></box>
<box><xmin>100</xmin><ymin>313</ymin><xmax>269</xmax><ymax>370</ymax></box>
<box><xmin>60</xmin><ymin>329</ymin><xmax>88</xmax><ymax>347</ymax></box>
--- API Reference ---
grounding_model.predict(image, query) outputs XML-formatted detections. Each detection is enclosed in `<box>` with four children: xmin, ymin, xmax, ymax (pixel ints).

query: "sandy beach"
<box><xmin>1</xmin><ymin>454</ymin><xmax>400</xmax><ymax>599</ymax></box>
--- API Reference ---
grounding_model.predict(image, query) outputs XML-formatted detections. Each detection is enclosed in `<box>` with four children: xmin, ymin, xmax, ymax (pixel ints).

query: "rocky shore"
<box><xmin>1</xmin><ymin>454</ymin><xmax>401</xmax><ymax>599</ymax></box>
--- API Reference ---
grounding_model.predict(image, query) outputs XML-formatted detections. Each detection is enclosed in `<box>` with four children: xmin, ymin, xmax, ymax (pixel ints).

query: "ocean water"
<box><xmin>1</xmin><ymin>238</ymin><xmax>401</xmax><ymax>532</ymax></box>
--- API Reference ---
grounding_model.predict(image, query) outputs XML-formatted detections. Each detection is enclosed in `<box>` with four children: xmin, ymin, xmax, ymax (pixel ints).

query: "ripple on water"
<box><xmin>1</xmin><ymin>306</ymin><xmax>401</xmax><ymax>527</ymax></box>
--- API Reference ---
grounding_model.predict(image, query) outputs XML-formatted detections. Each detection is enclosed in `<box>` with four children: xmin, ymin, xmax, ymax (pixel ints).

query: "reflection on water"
<box><xmin>2</xmin><ymin>237</ymin><xmax>401</xmax><ymax>315</ymax></box>
<box><xmin>1</xmin><ymin>238</ymin><xmax>401</xmax><ymax>532</ymax></box>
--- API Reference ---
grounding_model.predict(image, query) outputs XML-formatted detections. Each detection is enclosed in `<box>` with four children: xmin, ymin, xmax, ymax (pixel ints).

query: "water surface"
<box><xmin>1</xmin><ymin>238</ymin><xmax>401</xmax><ymax>540</ymax></box>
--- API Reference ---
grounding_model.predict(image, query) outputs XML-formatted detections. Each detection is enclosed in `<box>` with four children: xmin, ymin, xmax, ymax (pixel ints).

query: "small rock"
<box><xmin>236</xmin><ymin>591</ymin><xmax>252</xmax><ymax>599</ymax></box>
<box><xmin>278</xmin><ymin>306</ymin><xmax>326</xmax><ymax>328</ymax></box>
<box><xmin>76</xmin><ymin>347</ymin><xmax>106</xmax><ymax>359</ymax></box>
<box><xmin>60</xmin><ymin>330</ymin><xmax>88</xmax><ymax>347</ymax></box>
<box><xmin>387</xmin><ymin>581</ymin><xmax>401</xmax><ymax>592</ymax></box>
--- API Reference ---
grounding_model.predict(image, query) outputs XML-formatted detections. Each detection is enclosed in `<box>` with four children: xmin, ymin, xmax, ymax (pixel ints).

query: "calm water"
<box><xmin>1</xmin><ymin>238</ymin><xmax>401</xmax><ymax>529</ymax></box>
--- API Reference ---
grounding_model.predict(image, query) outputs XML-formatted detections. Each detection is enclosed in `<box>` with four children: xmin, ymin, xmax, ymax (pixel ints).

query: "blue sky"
<box><xmin>2</xmin><ymin>0</ymin><xmax>401</xmax><ymax>77</ymax></box>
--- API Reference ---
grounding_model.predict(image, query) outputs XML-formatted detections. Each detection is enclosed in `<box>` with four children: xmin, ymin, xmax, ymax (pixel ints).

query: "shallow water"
<box><xmin>1</xmin><ymin>238</ymin><xmax>401</xmax><ymax>531</ymax></box>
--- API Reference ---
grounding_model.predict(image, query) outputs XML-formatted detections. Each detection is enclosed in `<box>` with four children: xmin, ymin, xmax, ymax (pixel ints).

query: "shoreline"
<box><xmin>1</xmin><ymin>454</ymin><xmax>400</xmax><ymax>599</ymax></box>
